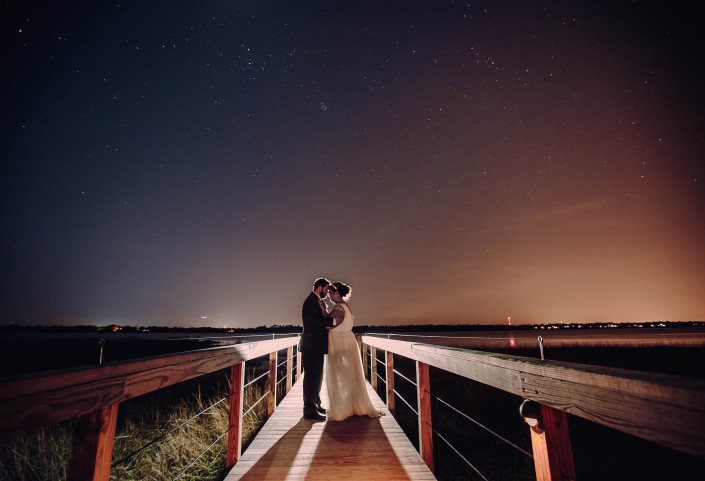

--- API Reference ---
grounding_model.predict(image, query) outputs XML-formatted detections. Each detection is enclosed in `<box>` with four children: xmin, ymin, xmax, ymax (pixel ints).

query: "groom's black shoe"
<box><xmin>315</xmin><ymin>405</ymin><xmax>327</xmax><ymax>415</ymax></box>
<box><xmin>303</xmin><ymin>410</ymin><xmax>326</xmax><ymax>421</ymax></box>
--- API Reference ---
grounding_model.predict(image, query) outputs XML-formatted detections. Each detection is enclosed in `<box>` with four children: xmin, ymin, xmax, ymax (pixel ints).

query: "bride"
<box><xmin>325</xmin><ymin>281</ymin><xmax>381</xmax><ymax>421</ymax></box>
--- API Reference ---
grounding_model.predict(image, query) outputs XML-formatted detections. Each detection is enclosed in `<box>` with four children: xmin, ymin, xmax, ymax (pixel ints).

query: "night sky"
<box><xmin>2</xmin><ymin>1</ymin><xmax>704</xmax><ymax>328</ymax></box>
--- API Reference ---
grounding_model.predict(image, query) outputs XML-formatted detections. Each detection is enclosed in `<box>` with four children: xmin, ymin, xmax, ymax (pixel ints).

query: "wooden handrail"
<box><xmin>0</xmin><ymin>336</ymin><xmax>300</xmax><ymax>437</ymax></box>
<box><xmin>362</xmin><ymin>335</ymin><xmax>705</xmax><ymax>461</ymax></box>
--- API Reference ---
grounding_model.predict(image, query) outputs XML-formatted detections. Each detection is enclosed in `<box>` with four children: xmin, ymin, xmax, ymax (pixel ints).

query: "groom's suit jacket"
<box><xmin>300</xmin><ymin>292</ymin><xmax>335</xmax><ymax>354</ymax></box>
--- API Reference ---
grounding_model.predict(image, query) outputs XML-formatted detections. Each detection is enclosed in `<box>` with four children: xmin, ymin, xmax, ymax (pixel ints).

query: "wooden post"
<box><xmin>370</xmin><ymin>346</ymin><xmax>378</xmax><ymax>390</ymax></box>
<box><xmin>386</xmin><ymin>351</ymin><xmax>395</xmax><ymax>415</ymax></box>
<box><xmin>268</xmin><ymin>351</ymin><xmax>277</xmax><ymax>415</ymax></box>
<box><xmin>286</xmin><ymin>346</ymin><xmax>293</xmax><ymax>394</ymax></box>
<box><xmin>296</xmin><ymin>348</ymin><xmax>302</xmax><ymax>381</ymax></box>
<box><xmin>227</xmin><ymin>362</ymin><xmax>245</xmax><ymax>468</ymax></box>
<box><xmin>66</xmin><ymin>402</ymin><xmax>119</xmax><ymax>481</ymax></box>
<box><xmin>416</xmin><ymin>361</ymin><xmax>434</xmax><ymax>473</ymax></box>
<box><xmin>362</xmin><ymin>342</ymin><xmax>368</xmax><ymax>380</ymax></box>
<box><xmin>529</xmin><ymin>404</ymin><xmax>576</xmax><ymax>481</ymax></box>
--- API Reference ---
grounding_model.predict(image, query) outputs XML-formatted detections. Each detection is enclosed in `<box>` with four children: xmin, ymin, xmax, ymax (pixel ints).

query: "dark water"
<box><xmin>0</xmin><ymin>332</ymin><xmax>296</xmax><ymax>378</ymax></box>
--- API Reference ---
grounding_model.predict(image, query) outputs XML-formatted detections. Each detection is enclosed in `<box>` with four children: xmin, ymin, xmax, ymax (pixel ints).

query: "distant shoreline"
<box><xmin>1</xmin><ymin>320</ymin><xmax>703</xmax><ymax>334</ymax></box>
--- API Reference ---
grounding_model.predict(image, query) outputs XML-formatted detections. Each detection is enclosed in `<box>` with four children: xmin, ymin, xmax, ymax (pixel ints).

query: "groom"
<box><xmin>300</xmin><ymin>277</ymin><xmax>336</xmax><ymax>420</ymax></box>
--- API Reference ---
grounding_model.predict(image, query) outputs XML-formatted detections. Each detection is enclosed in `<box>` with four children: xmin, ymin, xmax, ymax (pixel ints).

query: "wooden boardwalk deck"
<box><xmin>224</xmin><ymin>373</ymin><xmax>436</xmax><ymax>480</ymax></box>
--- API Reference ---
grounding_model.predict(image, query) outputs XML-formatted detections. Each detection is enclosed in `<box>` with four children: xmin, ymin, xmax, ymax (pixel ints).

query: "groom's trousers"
<box><xmin>302</xmin><ymin>350</ymin><xmax>324</xmax><ymax>411</ymax></box>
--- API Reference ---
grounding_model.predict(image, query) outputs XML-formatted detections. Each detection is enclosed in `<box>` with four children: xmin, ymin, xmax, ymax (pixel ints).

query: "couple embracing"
<box><xmin>300</xmin><ymin>277</ymin><xmax>381</xmax><ymax>421</ymax></box>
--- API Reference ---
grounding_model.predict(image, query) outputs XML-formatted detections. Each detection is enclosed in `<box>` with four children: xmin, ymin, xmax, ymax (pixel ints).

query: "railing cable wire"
<box><xmin>393</xmin><ymin>368</ymin><xmax>417</xmax><ymax>387</ymax></box>
<box><xmin>433</xmin><ymin>395</ymin><xmax>533</xmax><ymax>459</ymax></box>
<box><xmin>243</xmin><ymin>391</ymin><xmax>269</xmax><ymax>419</ymax></box>
<box><xmin>171</xmin><ymin>428</ymin><xmax>230</xmax><ymax>480</ymax></box>
<box><xmin>112</xmin><ymin>394</ymin><xmax>230</xmax><ymax>467</ymax></box>
<box><xmin>393</xmin><ymin>389</ymin><xmax>418</xmax><ymax>416</ymax></box>
<box><xmin>244</xmin><ymin>370</ymin><xmax>269</xmax><ymax>388</ymax></box>
<box><xmin>433</xmin><ymin>428</ymin><xmax>490</xmax><ymax>481</ymax></box>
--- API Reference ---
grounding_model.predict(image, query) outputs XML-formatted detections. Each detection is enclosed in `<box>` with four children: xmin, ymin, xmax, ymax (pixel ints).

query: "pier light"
<box><xmin>519</xmin><ymin>399</ymin><xmax>543</xmax><ymax>433</ymax></box>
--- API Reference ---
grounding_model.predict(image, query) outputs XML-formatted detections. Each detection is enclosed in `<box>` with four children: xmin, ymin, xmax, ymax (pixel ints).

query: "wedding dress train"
<box><xmin>326</xmin><ymin>303</ymin><xmax>380</xmax><ymax>421</ymax></box>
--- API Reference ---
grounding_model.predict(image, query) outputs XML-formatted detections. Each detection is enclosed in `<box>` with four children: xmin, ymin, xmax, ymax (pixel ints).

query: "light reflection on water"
<box><xmin>365</xmin><ymin>327</ymin><xmax>705</xmax><ymax>350</ymax></box>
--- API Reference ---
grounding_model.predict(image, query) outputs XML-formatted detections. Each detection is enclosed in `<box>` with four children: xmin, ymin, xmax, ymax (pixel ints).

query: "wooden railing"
<box><xmin>0</xmin><ymin>336</ymin><xmax>301</xmax><ymax>481</ymax></box>
<box><xmin>361</xmin><ymin>335</ymin><xmax>705</xmax><ymax>481</ymax></box>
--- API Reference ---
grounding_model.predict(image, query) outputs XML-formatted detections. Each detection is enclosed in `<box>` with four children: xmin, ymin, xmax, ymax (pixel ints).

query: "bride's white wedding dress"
<box><xmin>326</xmin><ymin>303</ymin><xmax>380</xmax><ymax>421</ymax></box>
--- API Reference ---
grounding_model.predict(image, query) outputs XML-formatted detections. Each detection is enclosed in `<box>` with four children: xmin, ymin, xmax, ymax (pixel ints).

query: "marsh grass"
<box><xmin>0</xmin><ymin>371</ymin><xmax>268</xmax><ymax>481</ymax></box>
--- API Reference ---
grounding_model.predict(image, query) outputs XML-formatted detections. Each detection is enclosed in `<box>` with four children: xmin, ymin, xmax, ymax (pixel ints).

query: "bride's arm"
<box><xmin>327</xmin><ymin>305</ymin><xmax>345</xmax><ymax>329</ymax></box>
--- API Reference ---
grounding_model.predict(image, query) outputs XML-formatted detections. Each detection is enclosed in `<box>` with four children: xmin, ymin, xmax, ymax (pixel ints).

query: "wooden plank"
<box><xmin>0</xmin><ymin>337</ymin><xmax>299</xmax><ymax>436</ymax></box>
<box><xmin>371</xmin><ymin>346</ymin><xmax>378</xmax><ymax>390</ymax></box>
<box><xmin>296</xmin><ymin>349</ymin><xmax>302</xmax><ymax>381</ymax></box>
<box><xmin>227</xmin><ymin>362</ymin><xmax>245</xmax><ymax>468</ymax></box>
<box><xmin>268</xmin><ymin>351</ymin><xmax>277</xmax><ymax>416</ymax></box>
<box><xmin>387</xmin><ymin>351</ymin><xmax>396</xmax><ymax>415</ymax></box>
<box><xmin>224</xmin><ymin>371</ymin><xmax>436</xmax><ymax>480</ymax></box>
<box><xmin>286</xmin><ymin>346</ymin><xmax>293</xmax><ymax>394</ymax></box>
<box><xmin>416</xmin><ymin>362</ymin><xmax>434</xmax><ymax>473</ymax></box>
<box><xmin>363</xmin><ymin>336</ymin><xmax>705</xmax><ymax>460</ymax></box>
<box><xmin>66</xmin><ymin>402</ymin><xmax>119</xmax><ymax>481</ymax></box>
<box><xmin>529</xmin><ymin>404</ymin><xmax>576</xmax><ymax>481</ymax></box>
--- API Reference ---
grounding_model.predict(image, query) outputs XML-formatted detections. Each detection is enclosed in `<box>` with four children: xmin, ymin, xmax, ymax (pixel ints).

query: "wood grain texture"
<box><xmin>417</xmin><ymin>361</ymin><xmax>434</xmax><ymax>473</ymax></box>
<box><xmin>286</xmin><ymin>346</ymin><xmax>293</xmax><ymax>394</ymax></box>
<box><xmin>371</xmin><ymin>346</ymin><xmax>378</xmax><ymax>390</ymax></box>
<box><xmin>227</xmin><ymin>362</ymin><xmax>245</xmax><ymax>468</ymax></box>
<box><xmin>66</xmin><ymin>403</ymin><xmax>118</xmax><ymax>481</ymax></box>
<box><xmin>387</xmin><ymin>351</ymin><xmax>396</xmax><ymax>415</ymax></box>
<box><xmin>362</xmin><ymin>336</ymin><xmax>705</xmax><ymax>460</ymax></box>
<box><xmin>530</xmin><ymin>405</ymin><xmax>576</xmax><ymax>481</ymax></box>
<box><xmin>268</xmin><ymin>351</ymin><xmax>277</xmax><ymax>416</ymax></box>
<box><xmin>0</xmin><ymin>336</ymin><xmax>299</xmax><ymax>436</ymax></box>
<box><xmin>224</xmin><ymin>371</ymin><xmax>435</xmax><ymax>480</ymax></box>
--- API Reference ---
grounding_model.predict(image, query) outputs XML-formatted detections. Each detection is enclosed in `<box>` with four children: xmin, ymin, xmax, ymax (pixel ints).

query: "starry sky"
<box><xmin>2</xmin><ymin>1</ymin><xmax>704</xmax><ymax>328</ymax></box>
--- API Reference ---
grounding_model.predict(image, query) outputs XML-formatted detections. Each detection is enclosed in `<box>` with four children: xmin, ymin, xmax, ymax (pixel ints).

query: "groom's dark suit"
<box><xmin>300</xmin><ymin>292</ymin><xmax>335</xmax><ymax>415</ymax></box>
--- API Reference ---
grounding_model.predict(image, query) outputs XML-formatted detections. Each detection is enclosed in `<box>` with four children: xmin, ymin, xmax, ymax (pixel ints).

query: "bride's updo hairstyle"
<box><xmin>332</xmin><ymin>281</ymin><xmax>352</xmax><ymax>301</ymax></box>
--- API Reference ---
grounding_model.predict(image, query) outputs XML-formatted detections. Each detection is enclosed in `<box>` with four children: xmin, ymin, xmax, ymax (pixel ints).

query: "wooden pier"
<box><xmin>224</xmin><ymin>372</ymin><xmax>435</xmax><ymax>480</ymax></box>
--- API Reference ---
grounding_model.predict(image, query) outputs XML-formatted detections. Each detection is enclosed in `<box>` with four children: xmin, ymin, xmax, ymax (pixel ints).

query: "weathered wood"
<box><xmin>66</xmin><ymin>402</ymin><xmax>119</xmax><ymax>481</ymax></box>
<box><xmin>386</xmin><ymin>351</ymin><xmax>395</xmax><ymax>415</ymax></box>
<box><xmin>286</xmin><ymin>346</ymin><xmax>293</xmax><ymax>394</ymax></box>
<box><xmin>371</xmin><ymin>346</ymin><xmax>378</xmax><ymax>390</ymax></box>
<box><xmin>416</xmin><ymin>361</ymin><xmax>434</xmax><ymax>473</ymax></box>
<box><xmin>363</xmin><ymin>336</ymin><xmax>705</xmax><ymax>460</ymax></box>
<box><xmin>227</xmin><ymin>362</ymin><xmax>245</xmax><ymax>468</ymax></box>
<box><xmin>362</xmin><ymin>343</ymin><xmax>369</xmax><ymax>380</ymax></box>
<box><xmin>0</xmin><ymin>336</ymin><xmax>300</xmax><ymax>436</ymax></box>
<box><xmin>530</xmin><ymin>404</ymin><xmax>576</xmax><ymax>481</ymax></box>
<box><xmin>223</xmin><ymin>371</ymin><xmax>435</xmax><ymax>480</ymax></box>
<box><xmin>296</xmin><ymin>348</ymin><xmax>302</xmax><ymax>381</ymax></box>
<box><xmin>268</xmin><ymin>351</ymin><xmax>277</xmax><ymax>416</ymax></box>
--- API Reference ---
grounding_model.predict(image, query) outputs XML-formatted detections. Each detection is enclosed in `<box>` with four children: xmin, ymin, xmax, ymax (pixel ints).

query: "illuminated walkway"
<box><xmin>224</xmin><ymin>372</ymin><xmax>436</xmax><ymax>480</ymax></box>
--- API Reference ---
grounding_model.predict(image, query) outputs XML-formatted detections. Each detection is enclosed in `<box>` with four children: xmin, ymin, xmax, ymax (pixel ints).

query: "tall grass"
<box><xmin>0</xmin><ymin>373</ymin><xmax>267</xmax><ymax>481</ymax></box>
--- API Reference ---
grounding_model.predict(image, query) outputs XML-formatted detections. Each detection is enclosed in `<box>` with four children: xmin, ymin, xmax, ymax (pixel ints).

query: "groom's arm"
<box><xmin>303</xmin><ymin>296</ymin><xmax>336</xmax><ymax>327</ymax></box>
<box><xmin>328</xmin><ymin>306</ymin><xmax>345</xmax><ymax>329</ymax></box>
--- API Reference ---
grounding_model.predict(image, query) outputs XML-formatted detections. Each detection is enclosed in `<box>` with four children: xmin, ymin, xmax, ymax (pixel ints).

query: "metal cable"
<box><xmin>433</xmin><ymin>428</ymin><xmax>489</xmax><ymax>481</ymax></box>
<box><xmin>112</xmin><ymin>395</ymin><xmax>229</xmax><ymax>467</ymax></box>
<box><xmin>433</xmin><ymin>395</ymin><xmax>533</xmax><ymax>459</ymax></box>
<box><xmin>376</xmin><ymin>359</ymin><xmax>387</xmax><ymax>367</ymax></box>
<box><xmin>276</xmin><ymin>372</ymin><xmax>288</xmax><ymax>387</ymax></box>
<box><xmin>276</xmin><ymin>359</ymin><xmax>287</xmax><ymax>369</ymax></box>
<box><xmin>244</xmin><ymin>370</ymin><xmax>269</xmax><ymax>388</ymax></box>
<box><xmin>375</xmin><ymin>372</ymin><xmax>386</xmax><ymax>384</ymax></box>
<box><xmin>171</xmin><ymin>428</ymin><xmax>230</xmax><ymax>480</ymax></box>
<box><xmin>243</xmin><ymin>391</ymin><xmax>269</xmax><ymax>418</ymax></box>
<box><xmin>393</xmin><ymin>389</ymin><xmax>418</xmax><ymax>415</ymax></box>
<box><xmin>392</xmin><ymin>368</ymin><xmax>417</xmax><ymax>387</ymax></box>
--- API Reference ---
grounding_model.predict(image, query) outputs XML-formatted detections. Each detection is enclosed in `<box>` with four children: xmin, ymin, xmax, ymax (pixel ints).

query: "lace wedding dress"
<box><xmin>326</xmin><ymin>303</ymin><xmax>380</xmax><ymax>421</ymax></box>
